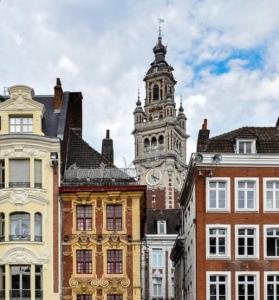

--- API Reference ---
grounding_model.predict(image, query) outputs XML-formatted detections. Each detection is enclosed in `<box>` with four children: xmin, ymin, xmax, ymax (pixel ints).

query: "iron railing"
<box><xmin>9</xmin><ymin>182</ymin><xmax>30</xmax><ymax>188</ymax></box>
<box><xmin>35</xmin><ymin>290</ymin><xmax>43</xmax><ymax>299</ymax></box>
<box><xmin>9</xmin><ymin>289</ymin><xmax>31</xmax><ymax>299</ymax></box>
<box><xmin>34</xmin><ymin>236</ymin><xmax>42</xmax><ymax>242</ymax></box>
<box><xmin>9</xmin><ymin>235</ymin><xmax>31</xmax><ymax>241</ymax></box>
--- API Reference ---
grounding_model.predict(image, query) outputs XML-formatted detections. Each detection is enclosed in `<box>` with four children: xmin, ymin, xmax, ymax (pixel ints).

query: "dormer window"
<box><xmin>157</xmin><ymin>220</ymin><xmax>166</xmax><ymax>234</ymax></box>
<box><xmin>236</xmin><ymin>140</ymin><xmax>256</xmax><ymax>154</ymax></box>
<box><xmin>10</xmin><ymin>116</ymin><xmax>33</xmax><ymax>134</ymax></box>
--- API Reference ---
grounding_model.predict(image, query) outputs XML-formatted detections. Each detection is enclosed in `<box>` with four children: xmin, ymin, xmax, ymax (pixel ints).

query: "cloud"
<box><xmin>1</xmin><ymin>0</ymin><xmax>279</xmax><ymax>166</ymax></box>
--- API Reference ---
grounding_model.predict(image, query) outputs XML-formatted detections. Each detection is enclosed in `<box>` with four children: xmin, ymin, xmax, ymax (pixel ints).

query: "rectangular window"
<box><xmin>207</xmin><ymin>272</ymin><xmax>230</xmax><ymax>300</ymax></box>
<box><xmin>76</xmin><ymin>205</ymin><xmax>92</xmax><ymax>231</ymax></box>
<box><xmin>236</xmin><ymin>226</ymin><xmax>259</xmax><ymax>259</ymax></box>
<box><xmin>35</xmin><ymin>265</ymin><xmax>42</xmax><ymax>300</ymax></box>
<box><xmin>153</xmin><ymin>277</ymin><xmax>162</xmax><ymax>297</ymax></box>
<box><xmin>152</xmin><ymin>248</ymin><xmax>163</xmax><ymax>268</ymax></box>
<box><xmin>77</xmin><ymin>296</ymin><xmax>92</xmax><ymax>300</ymax></box>
<box><xmin>107</xmin><ymin>250</ymin><xmax>122</xmax><ymax>274</ymax></box>
<box><xmin>265</xmin><ymin>226</ymin><xmax>279</xmax><ymax>258</ymax></box>
<box><xmin>10</xmin><ymin>265</ymin><xmax>31</xmax><ymax>299</ymax></box>
<box><xmin>107</xmin><ymin>295</ymin><xmax>123</xmax><ymax>300</ymax></box>
<box><xmin>76</xmin><ymin>250</ymin><xmax>92</xmax><ymax>274</ymax></box>
<box><xmin>10</xmin><ymin>116</ymin><xmax>33</xmax><ymax>134</ymax></box>
<box><xmin>9</xmin><ymin>159</ymin><xmax>30</xmax><ymax>188</ymax></box>
<box><xmin>265</xmin><ymin>273</ymin><xmax>279</xmax><ymax>299</ymax></box>
<box><xmin>106</xmin><ymin>205</ymin><xmax>122</xmax><ymax>231</ymax></box>
<box><xmin>264</xmin><ymin>179</ymin><xmax>279</xmax><ymax>211</ymax></box>
<box><xmin>0</xmin><ymin>266</ymin><xmax>5</xmax><ymax>300</ymax></box>
<box><xmin>0</xmin><ymin>160</ymin><xmax>4</xmax><ymax>189</ymax></box>
<box><xmin>157</xmin><ymin>220</ymin><xmax>166</xmax><ymax>234</ymax></box>
<box><xmin>207</xmin><ymin>225</ymin><xmax>230</xmax><ymax>258</ymax></box>
<box><xmin>235</xmin><ymin>179</ymin><xmax>258</xmax><ymax>211</ymax></box>
<box><xmin>34</xmin><ymin>160</ymin><xmax>42</xmax><ymax>189</ymax></box>
<box><xmin>236</xmin><ymin>273</ymin><xmax>259</xmax><ymax>299</ymax></box>
<box><xmin>207</xmin><ymin>178</ymin><xmax>230</xmax><ymax>211</ymax></box>
<box><xmin>237</xmin><ymin>140</ymin><xmax>256</xmax><ymax>154</ymax></box>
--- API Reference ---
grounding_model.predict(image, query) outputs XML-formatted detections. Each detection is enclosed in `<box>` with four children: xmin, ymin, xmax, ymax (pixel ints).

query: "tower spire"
<box><xmin>158</xmin><ymin>18</ymin><xmax>164</xmax><ymax>40</ymax></box>
<box><xmin>136</xmin><ymin>88</ymin><xmax>141</xmax><ymax>106</ymax></box>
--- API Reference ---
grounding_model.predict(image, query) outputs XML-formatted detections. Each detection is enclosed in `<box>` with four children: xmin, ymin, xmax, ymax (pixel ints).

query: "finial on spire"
<box><xmin>158</xmin><ymin>18</ymin><xmax>164</xmax><ymax>40</ymax></box>
<box><xmin>179</xmin><ymin>96</ymin><xmax>184</xmax><ymax>113</ymax></box>
<box><xmin>136</xmin><ymin>88</ymin><xmax>141</xmax><ymax>106</ymax></box>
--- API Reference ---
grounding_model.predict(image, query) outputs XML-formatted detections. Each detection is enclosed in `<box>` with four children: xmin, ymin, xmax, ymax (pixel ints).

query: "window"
<box><xmin>76</xmin><ymin>205</ymin><xmax>92</xmax><ymax>231</ymax></box>
<box><xmin>157</xmin><ymin>220</ymin><xmax>166</xmax><ymax>234</ymax></box>
<box><xmin>158</xmin><ymin>135</ymin><xmax>164</xmax><ymax>146</ymax></box>
<box><xmin>236</xmin><ymin>226</ymin><xmax>259</xmax><ymax>259</ymax></box>
<box><xmin>35</xmin><ymin>213</ymin><xmax>42</xmax><ymax>242</ymax></box>
<box><xmin>106</xmin><ymin>205</ymin><xmax>122</xmax><ymax>231</ymax></box>
<box><xmin>265</xmin><ymin>226</ymin><xmax>279</xmax><ymax>258</ymax></box>
<box><xmin>264</xmin><ymin>179</ymin><xmax>279</xmax><ymax>211</ymax></box>
<box><xmin>265</xmin><ymin>273</ymin><xmax>279</xmax><ymax>300</ymax></box>
<box><xmin>151</xmin><ymin>137</ymin><xmax>157</xmax><ymax>151</ymax></box>
<box><xmin>0</xmin><ymin>160</ymin><xmax>4</xmax><ymax>189</ymax></box>
<box><xmin>10</xmin><ymin>116</ymin><xmax>33</xmax><ymax>134</ymax></box>
<box><xmin>76</xmin><ymin>250</ymin><xmax>92</xmax><ymax>274</ymax></box>
<box><xmin>10</xmin><ymin>265</ymin><xmax>31</xmax><ymax>299</ymax></box>
<box><xmin>77</xmin><ymin>296</ymin><xmax>91</xmax><ymax>300</ymax></box>
<box><xmin>235</xmin><ymin>178</ymin><xmax>258</xmax><ymax>211</ymax></box>
<box><xmin>0</xmin><ymin>213</ymin><xmax>4</xmax><ymax>242</ymax></box>
<box><xmin>236</xmin><ymin>140</ymin><xmax>256</xmax><ymax>154</ymax></box>
<box><xmin>144</xmin><ymin>138</ymin><xmax>150</xmax><ymax>152</ymax></box>
<box><xmin>153</xmin><ymin>84</ymin><xmax>159</xmax><ymax>101</ymax></box>
<box><xmin>10</xmin><ymin>212</ymin><xmax>30</xmax><ymax>241</ymax></box>
<box><xmin>236</xmin><ymin>272</ymin><xmax>259</xmax><ymax>300</ymax></box>
<box><xmin>34</xmin><ymin>160</ymin><xmax>42</xmax><ymax>189</ymax></box>
<box><xmin>152</xmin><ymin>248</ymin><xmax>163</xmax><ymax>268</ymax></box>
<box><xmin>35</xmin><ymin>266</ymin><xmax>42</xmax><ymax>300</ymax></box>
<box><xmin>107</xmin><ymin>295</ymin><xmax>123</xmax><ymax>300</ymax></box>
<box><xmin>153</xmin><ymin>277</ymin><xmax>162</xmax><ymax>297</ymax></box>
<box><xmin>9</xmin><ymin>159</ymin><xmax>30</xmax><ymax>188</ymax></box>
<box><xmin>206</xmin><ymin>178</ymin><xmax>230</xmax><ymax>211</ymax></box>
<box><xmin>206</xmin><ymin>225</ymin><xmax>230</xmax><ymax>258</ymax></box>
<box><xmin>107</xmin><ymin>250</ymin><xmax>122</xmax><ymax>274</ymax></box>
<box><xmin>0</xmin><ymin>265</ymin><xmax>5</xmax><ymax>299</ymax></box>
<box><xmin>207</xmin><ymin>272</ymin><xmax>230</xmax><ymax>300</ymax></box>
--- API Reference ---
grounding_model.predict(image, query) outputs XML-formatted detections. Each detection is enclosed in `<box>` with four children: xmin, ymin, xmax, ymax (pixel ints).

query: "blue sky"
<box><xmin>1</xmin><ymin>0</ymin><xmax>279</xmax><ymax>166</ymax></box>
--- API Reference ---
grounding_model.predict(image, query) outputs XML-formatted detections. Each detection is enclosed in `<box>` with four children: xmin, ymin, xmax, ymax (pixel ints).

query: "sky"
<box><xmin>1</xmin><ymin>0</ymin><xmax>279</xmax><ymax>167</ymax></box>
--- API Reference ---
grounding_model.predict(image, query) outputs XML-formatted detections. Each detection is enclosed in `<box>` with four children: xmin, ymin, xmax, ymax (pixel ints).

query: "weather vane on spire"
<box><xmin>158</xmin><ymin>18</ymin><xmax>165</xmax><ymax>38</ymax></box>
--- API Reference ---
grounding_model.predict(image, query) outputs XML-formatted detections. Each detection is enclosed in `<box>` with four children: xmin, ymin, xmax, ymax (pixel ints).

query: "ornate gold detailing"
<box><xmin>69</xmin><ymin>277</ymin><xmax>96</xmax><ymax>294</ymax></box>
<box><xmin>101</xmin><ymin>277</ymin><xmax>130</xmax><ymax>293</ymax></box>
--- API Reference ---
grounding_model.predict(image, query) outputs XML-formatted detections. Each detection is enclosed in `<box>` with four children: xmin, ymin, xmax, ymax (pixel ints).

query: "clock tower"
<box><xmin>133</xmin><ymin>31</ymin><xmax>188</xmax><ymax>209</ymax></box>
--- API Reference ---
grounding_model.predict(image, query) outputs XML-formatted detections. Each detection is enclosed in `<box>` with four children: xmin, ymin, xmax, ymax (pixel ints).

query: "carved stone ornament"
<box><xmin>69</xmin><ymin>276</ymin><xmax>97</xmax><ymax>294</ymax></box>
<box><xmin>0</xmin><ymin>189</ymin><xmax>48</xmax><ymax>206</ymax></box>
<box><xmin>101</xmin><ymin>277</ymin><xmax>130</xmax><ymax>293</ymax></box>
<box><xmin>0</xmin><ymin>148</ymin><xmax>46</xmax><ymax>159</ymax></box>
<box><xmin>0</xmin><ymin>247</ymin><xmax>49</xmax><ymax>265</ymax></box>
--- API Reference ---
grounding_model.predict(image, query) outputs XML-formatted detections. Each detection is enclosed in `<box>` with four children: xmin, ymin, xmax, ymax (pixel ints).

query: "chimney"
<box><xmin>197</xmin><ymin>118</ymin><xmax>210</xmax><ymax>152</ymax></box>
<box><xmin>202</xmin><ymin>118</ymin><xmax>208</xmax><ymax>130</ymax></box>
<box><xmin>102</xmin><ymin>129</ymin><xmax>114</xmax><ymax>165</ymax></box>
<box><xmin>54</xmin><ymin>78</ymin><xmax>63</xmax><ymax>112</ymax></box>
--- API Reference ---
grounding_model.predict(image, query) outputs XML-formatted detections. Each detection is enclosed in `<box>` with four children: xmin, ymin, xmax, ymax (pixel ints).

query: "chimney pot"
<box><xmin>54</xmin><ymin>77</ymin><xmax>63</xmax><ymax>112</ymax></box>
<box><xmin>202</xmin><ymin>118</ymin><xmax>208</xmax><ymax>130</ymax></box>
<box><xmin>106</xmin><ymin>129</ymin><xmax>110</xmax><ymax>139</ymax></box>
<box><xmin>102</xmin><ymin>130</ymin><xmax>114</xmax><ymax>165</ymax></box>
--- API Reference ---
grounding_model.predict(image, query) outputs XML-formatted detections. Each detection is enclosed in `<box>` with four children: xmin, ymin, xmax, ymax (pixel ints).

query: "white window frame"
<box><xmin>235</xmin><ymin>178</ymin><xmax>259</xmax><ymax>212</ymax></box>
<box><xmin>263</xmin><ymin>178</ymin><xmax>279</xmax><ymax>212</ymax></box>
<box><xmin>235</xmin><ymin>225</ymin><xmax>259</xmax><ymax>259</ymax></box>
<box><xmin>264</xmin><ymin>272</ymin><xmax>279</xmax><ymax>300</ymax></box>
<box><xmin>206</xmin><ymin>224</ymin><xmax>231</xmax><ymax>259</ymax></box>
<box><xmin>152</xmin><ymin>276</ymin><xmax>162</xmax><ymax>297</ymax></box>
<box><xmin>157</xmin><ymin>220</ymin><xmax>167</xmax><ymax>234</ymax></box>
<box><xmin>206</xmin><ymin>271</ymin><xmax>231</xmax><ymax>300</ymax></box>
<box><xmin>9</xmin><ymin>116</ymin><xmax>33</xmax><ymax>134</ymax></box>
<box><xmin>206</xmin><ymin>177</ymin><xmax>230</xmax><ymax>212</ymax></box>
<box><xmin>151</xmin><ymin>248</ymin><xmax>163</xmax><ymax>268</ymax></box>
<box><xmin>235</xmin><ymin>271</ymin><xmax>259</xmax><ymax>300</ymax></box>
<box><xmin>264</xmin><ymin>225</ymin><xmax>279</xmax><ymax>259</ymax></box>
<box><xmin>236</xmin><ymin>139</ymin><xmax>256</xmax><ymax>154</ymax></box>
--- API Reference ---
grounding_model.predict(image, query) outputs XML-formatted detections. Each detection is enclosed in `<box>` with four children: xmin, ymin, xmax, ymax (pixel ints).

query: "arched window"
<box><xmin>35</xmin><ymin>213</ymin><xmax>42</xmax><ymax>242</ymax></box>
<box><xmin>0</xmin><ymin>213</ymin><xmax>4</xmax><ymax>241</ymax></box>
<box><xmin>144</xmin><ymin>138</ymin><xmax>150</xmax><ymax>152</ymax></box>
<box><xmin>153</xmin><ymin>84</ymin><xmax>159</xmax><ymax>101</ymax></box>
<box><xmin>151</xmin><ymin>137</ymin><xmax>157</xmax><ymax>151</ymax></box>
<box><xmin>158</xmin><ymin>135</ymin><xmax>164</xmax><ymax>147</ymax></box>
<box><xmin>10</xmin><ymin>212</ymin><xmax>30</xmax><ymax>241</ymax></box>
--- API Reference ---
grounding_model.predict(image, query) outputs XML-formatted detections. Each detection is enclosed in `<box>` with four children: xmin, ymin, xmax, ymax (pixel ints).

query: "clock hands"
<box><xmin>151</xmin><ymin>174</ymin><xmax>160</xmax><ymax>181</ymax></box>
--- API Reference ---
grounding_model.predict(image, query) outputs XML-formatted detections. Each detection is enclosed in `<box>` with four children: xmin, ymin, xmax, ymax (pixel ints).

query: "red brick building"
<box><xmin>171</xmin><ymin>118</ymin><xmax>279</xmax><ymax>300</ymax></box>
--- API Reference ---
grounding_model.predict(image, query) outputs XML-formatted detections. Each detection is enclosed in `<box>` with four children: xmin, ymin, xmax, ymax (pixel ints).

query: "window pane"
<box><xmin>9</xmin><ymin>159</ymin><xmax>30</xmax><ymax>186</ymax></box>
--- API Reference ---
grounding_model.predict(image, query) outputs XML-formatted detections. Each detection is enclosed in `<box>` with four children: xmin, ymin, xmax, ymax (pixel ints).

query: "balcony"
<box><xmin>0</xmin><ymin>290</ymin><xmax>4</xmax><ymax>300</ymax></box>
<box><xmin>34</xmin><ymin>183</ymin><xmax>42</xmax><ymax>189</ymax></box>
<box><xmin>9</xmin><ymin>235</ymin><xmax>31</xmax><ymax>241</ymax></box>
<box><xmin>35</xmin><ymin>290</ymin><xmax>43</xmax><ymax>300</ymax></box>
<box><xmin>34</xmin><ymin>236</ymin><xmax>42</xmax><ymax>242</ymax></box>
<box><xmin>9</xmin><ymin>289</ymin><xmax>31</xmax><ymax>299</ymax></box>
<box><xmin>9</xmin><ymin>182</ymin><xmax>30</xmax><ymax>188</ymax></box>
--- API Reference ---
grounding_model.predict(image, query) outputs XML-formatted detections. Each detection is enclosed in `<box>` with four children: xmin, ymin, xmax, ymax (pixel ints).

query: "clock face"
<box><xmin>146</xmin><ymin>168</ymin><xmax>162</xmax><ymax>186</ymax></box>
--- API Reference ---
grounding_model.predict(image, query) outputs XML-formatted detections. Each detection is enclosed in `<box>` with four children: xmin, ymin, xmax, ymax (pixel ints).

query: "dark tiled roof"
<box><xmin>197</xmin><ymin>126</ymin><xmax>279</xmax><ymax>153</ymax></box>
<box><xmin>146</xmin><ymin>209</ymin><xmax>180</xmax><ymax>234</ymax></box>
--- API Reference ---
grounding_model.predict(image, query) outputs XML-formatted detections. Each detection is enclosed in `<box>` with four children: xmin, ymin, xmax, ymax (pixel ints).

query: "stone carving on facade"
<box><xmin>0</xmin><ymin>247</ymin><xmax>49</xmax><ymax>265</ymax></box>
<box><xmin>0</xmin><ymin>188</ymin><xmax>48</xmax><ymax>205</ymax></box>
<box><xmin>69</xmin><ymin>277</ymin><xmax>96</xmax><ymax>294</ymax></box>
<box><xmin>0</xmin><ymin>147</ymin><xmax>46</xmax><ymax>159</ymax></box>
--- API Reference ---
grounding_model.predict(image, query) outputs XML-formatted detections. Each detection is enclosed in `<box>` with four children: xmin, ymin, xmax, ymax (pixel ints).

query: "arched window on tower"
<box><xmin>151</xmin><ymin>137</ymin><xmax>157</xmax><ymax>151</ymax></box>
<box><xmin>144</xmin><ymin>138</ymin><xmax>150</xmax><ymax>152</ymax></box>
<box><xmin>158</xmin><ymin>135</ymin><xmax>164</xmax><ymax>150</ymax></box>
<box><xmin>153</xmin><ymin>84</ymin><xmax>159</xmax><ymax>101</ymax></box>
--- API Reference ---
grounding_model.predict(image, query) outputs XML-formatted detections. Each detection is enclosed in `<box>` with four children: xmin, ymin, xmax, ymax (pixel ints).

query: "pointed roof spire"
<box><xmin>136</xmin><ymin>88</ymin><xmax>141</xmax><ymax>106</ymax></box>
<box><xmin>179</xmin><ymin>96</ymin><xmax>184</xmax><ymax>113</ymax></box>
<box><xmin>153</xmin><ymin>18</ymin><xmax>167</xmax><ymax>60</ymax></box>
<box><xmin>158</xmin><ymin>18</ymin><xmax>164</xmax><ymax>40</ymax></box>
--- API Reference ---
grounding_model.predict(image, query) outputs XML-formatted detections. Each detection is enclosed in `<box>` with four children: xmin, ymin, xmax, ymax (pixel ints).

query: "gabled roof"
<box><xmin>197</xmin><ymin>125</ymin><xmax>279</xmax><ymax>153</ymax></box>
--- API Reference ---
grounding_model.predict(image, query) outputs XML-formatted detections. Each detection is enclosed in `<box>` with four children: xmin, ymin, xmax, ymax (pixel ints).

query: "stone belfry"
<box><xmin>133</xmin><ymin>28</ymin><xmax>188</xmax><ymax>209</ymax></box>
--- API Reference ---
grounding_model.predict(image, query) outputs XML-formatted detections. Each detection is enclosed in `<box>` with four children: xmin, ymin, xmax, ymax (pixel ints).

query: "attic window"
<box><xmin>157</xmin><ymin>220</ymin><xmax>166</xmax><ymax>234</ymax></box>
<box><xmin>236</xmin><ymin>140</ymin><xmax>256</xmax><ymax>154</ymax></box>
<box><xmin>9</xmin><ymin>116</ymin><xmax>33</xmax><ymax>134</ymax></box>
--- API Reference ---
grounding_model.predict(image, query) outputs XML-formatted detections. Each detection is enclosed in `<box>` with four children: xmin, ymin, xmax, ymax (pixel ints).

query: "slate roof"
<box><xmin>146</xmin><ymin>209</ymin><xmax>180</xmax><ymax>234</ymax></box>
<box><xmin>197</xmin><ymin>126</ymin><xmax>279</xmax><ymax>153</ymax></box>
